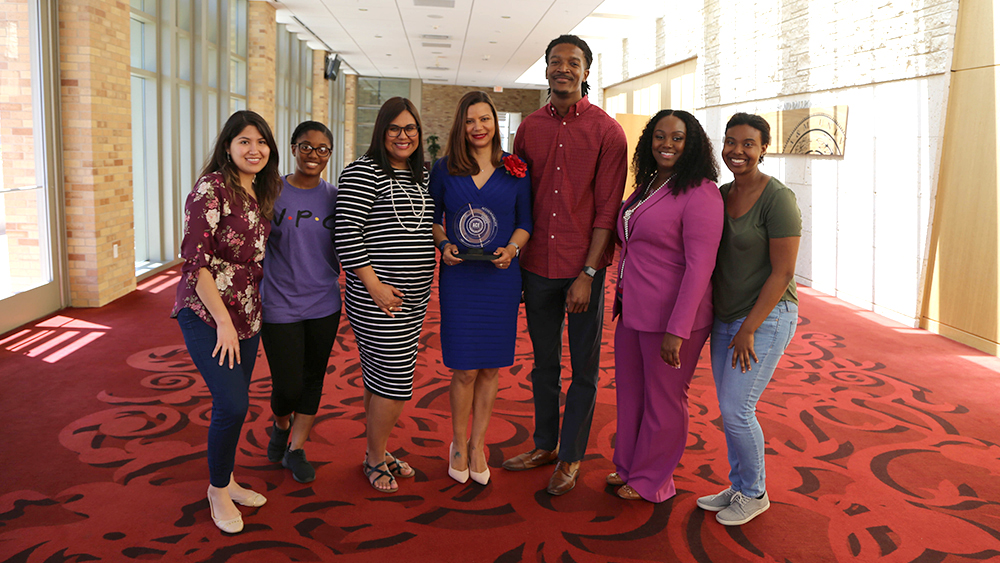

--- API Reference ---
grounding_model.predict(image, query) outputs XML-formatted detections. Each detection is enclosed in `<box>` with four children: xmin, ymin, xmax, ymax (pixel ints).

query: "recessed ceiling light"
<box><xmin>386</xmin><ymin>53</ymin><xmax>392</xmax><ymax>56</ymax></box>
<box><xmin>489</xmin><ymin>41</ymin><xmax>497</xmax><ymax>44</ymax></box>
<box><xmin>501</xmin><ymin>15</ymin><xmax>510</xmax><ymax>19</ymax></box>
<box><xmin>426</xmin><ymin>66</ymin><xmax>450</xmax><ymax>71</ymax></box>
<box><xmin>359</xmin><ymin>7</ymin><xmax>367</xmax><ymax>11</ymax></box>
<box><xmin>431</xmin><ymin>51</ymin><xmax>442</xmax><ymax>54</ymax></box>
<box><xmin>428</xmin><ymin>14</ymin><xmax>444</xmax><ymax>19</ymax></box>
<box><xmin>375</xmin><ymin>35</ymin><xmax>382</xmax><ymax>38</ymax></box>
<box><xmin>482</xmin><ymin>55</ymin><xmax>490</xmax><ymax>60</ymax></box>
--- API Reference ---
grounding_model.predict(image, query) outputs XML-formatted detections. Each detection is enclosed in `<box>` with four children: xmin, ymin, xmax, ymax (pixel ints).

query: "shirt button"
<box><xmin>562</xmin><ymin>122</ymin><xmax>566</xmax><ymax>125</ymax></box>
<box><xmin>556</xmin><ymin>167</ymin><xmax>560</xmax><ymax>171</ymax></box>
<box><xmin>559</xmin><ymin>144</ymin><xmax>563</xmax><ymax>147</ymax></box>
<box><xmin>552</xmin><ymin>213</ymin><xmax>556</xmax><ymax>217</ymax></box>
<box><xmin>550</xmin><ymin>235</ymin><xmax>555</xmax><ymax>239</ymax></box>
<box><xmin>554</xmin><ymin>190</ymin><xmax>559</xmax><ymax>194</ymax></box>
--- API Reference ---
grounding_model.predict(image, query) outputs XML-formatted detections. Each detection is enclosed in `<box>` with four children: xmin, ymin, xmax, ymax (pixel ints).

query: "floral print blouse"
<box><xmin>171</xmin><ymin>172</ymin><xmax>270</xmax><ymax>339</ymax></box>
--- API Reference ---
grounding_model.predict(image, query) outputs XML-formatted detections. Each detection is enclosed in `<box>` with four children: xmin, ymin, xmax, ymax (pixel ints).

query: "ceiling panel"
<box><xmin>273</xmin><ymin>0</ymin><xmax>611</xmax><ymax>89</ymax></box>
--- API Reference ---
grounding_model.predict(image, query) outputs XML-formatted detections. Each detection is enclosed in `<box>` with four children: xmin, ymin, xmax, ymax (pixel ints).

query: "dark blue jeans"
<box><xmin>177</xmin><ymin>308</ymin><xmax>260</xmax><ymax>487</ymax></box>
<box><xmin>522</xmin><ymin>268</ymin><xmax>606</xmax><ymax>463</ymax></box>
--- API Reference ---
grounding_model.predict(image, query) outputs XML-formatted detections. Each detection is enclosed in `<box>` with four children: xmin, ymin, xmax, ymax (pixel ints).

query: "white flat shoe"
<box><xmin>231</xmin><ymin>489</ymin><xmax>267</xmax><ymax>507</ymax></box>
<box><xmin>448</xmin><ymin>442</ymin><xmax>469</xmax><ymax>484</ymax></box>
<box><xmin>207</xmin><ymin>489</ymin><xmax>244</xmax><ymax>534</ymax></box>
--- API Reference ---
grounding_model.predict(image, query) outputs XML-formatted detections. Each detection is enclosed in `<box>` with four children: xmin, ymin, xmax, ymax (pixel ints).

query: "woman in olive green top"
<box><xmin>696</xmin><ymin>113</ymin><xmax>801</xmax><ymax>527</ymax></box>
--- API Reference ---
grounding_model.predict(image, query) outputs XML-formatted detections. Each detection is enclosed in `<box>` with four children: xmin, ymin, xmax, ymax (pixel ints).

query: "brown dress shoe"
<box><xmin>501</xmin><ymin>447</ymin><xmax>559</xmax><ymax>471</ymax></box>
<box><xmin>606</xmin><ymin>472</ymin><xmax>625</xmax><ymax>486</ymax></box>
<box><xmin>546</xmin><ymin>460</ymin><xmax>580</xmax><ymax>495</ymax></box>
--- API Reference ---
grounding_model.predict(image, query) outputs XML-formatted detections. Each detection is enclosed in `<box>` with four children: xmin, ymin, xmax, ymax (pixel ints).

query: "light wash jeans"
<box><xmin>710</xmin><ymin>300</ymin><xmax>797</xmax><ymax>498</ymax></box>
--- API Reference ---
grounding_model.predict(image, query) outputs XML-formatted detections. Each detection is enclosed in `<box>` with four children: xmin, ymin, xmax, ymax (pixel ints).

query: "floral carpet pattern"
<box><xmin>1</xmin><ymin>272</ymin><xmax>999</xmax><ymax>563</ymax></box>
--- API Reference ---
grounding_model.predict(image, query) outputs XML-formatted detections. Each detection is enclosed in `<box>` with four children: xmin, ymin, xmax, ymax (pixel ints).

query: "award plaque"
<box><xmin>454</xmin><ymin>204</ymin><xmax>500</xmax><ymax>261</ymax></box>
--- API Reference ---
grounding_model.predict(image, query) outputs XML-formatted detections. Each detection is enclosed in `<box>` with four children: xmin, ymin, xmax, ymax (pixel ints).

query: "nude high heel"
<box><xmin>448</xmin><ymin>442</ymin><xmax>469</xmax><ymax>484</ymax></box>
<box><xmin>469</xmin><ymin>444</ymin><xmax>490</xmax><ymax>485</ymax></box>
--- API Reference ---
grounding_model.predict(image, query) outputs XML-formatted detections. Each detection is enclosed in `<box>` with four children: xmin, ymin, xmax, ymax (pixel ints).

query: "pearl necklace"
<box><xmin>390</xmin><ymin>173</ymin><xmax>429</xmax><ymax>233</ymax></box>
<box><xmin>623</xmin><ymin>174</ymin><xmax>674</xmax><ymax>241</ymax></box>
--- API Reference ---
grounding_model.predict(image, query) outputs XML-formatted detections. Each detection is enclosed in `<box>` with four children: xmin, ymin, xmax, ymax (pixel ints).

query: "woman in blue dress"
<box><xmin>430</xmin><ymin>91</ymin><xmax>532</xmax><ymax>486</ymax></box>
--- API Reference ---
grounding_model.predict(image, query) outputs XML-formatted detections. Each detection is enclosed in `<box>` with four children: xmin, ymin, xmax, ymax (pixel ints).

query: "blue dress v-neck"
<box><xmin>429</xmin><ymin>156</ymin><xmax>533</xmax><ymax>369</ymax></box>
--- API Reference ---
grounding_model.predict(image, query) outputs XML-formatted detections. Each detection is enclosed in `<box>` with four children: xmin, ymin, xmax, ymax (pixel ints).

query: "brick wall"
<box><xmin>59</xmin><ymin>0</ymin><xmax>135</xmax><ymax>307</ymax></box>
<box><xmin>312</xmin><ymin>50</ymin><xmax>328</xmax><ymax>126</ymax></box>
<box><xmin>419</xmin><ymin>84</ymin><xmax>544</xmax><ymax>154</ymax></box>
<box><xmin>701</xmin><ymin>0</ymin><xmax>959</xmax><ymax>106</ymax></box>
<box><xmin>248</xmin><ymin>0</ymin><xmax>276</xmax><ymax>127</ymax></box>
<box><xmin>1</xmin><ymin>0</ymin><xmax>43</xmax><ymax>292</ymax></box>
<box><xmin>343</xmin><ymin>73</ymin><xmax>357</xmax><ymax>163</ymax></box>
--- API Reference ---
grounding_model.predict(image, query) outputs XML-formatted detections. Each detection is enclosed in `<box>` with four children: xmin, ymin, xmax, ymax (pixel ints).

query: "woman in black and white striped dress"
<box><xmin>335</xmin><ymin>97</ymin><xmax>435</xmax><ymax>493</ymax></box>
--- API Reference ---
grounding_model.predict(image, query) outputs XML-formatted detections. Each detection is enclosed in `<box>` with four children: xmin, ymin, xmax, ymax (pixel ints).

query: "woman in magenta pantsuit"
<box><xmin>609</xmin><ymin>109</ymin><xmax>723</xmax><ymax>502</ymax></box>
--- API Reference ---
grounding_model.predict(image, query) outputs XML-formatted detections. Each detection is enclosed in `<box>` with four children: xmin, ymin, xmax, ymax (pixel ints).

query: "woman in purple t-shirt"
<box><xmin>260</xmin><ymin>121</ymin><xmax>342</xmax><ymax>484</ymax></box>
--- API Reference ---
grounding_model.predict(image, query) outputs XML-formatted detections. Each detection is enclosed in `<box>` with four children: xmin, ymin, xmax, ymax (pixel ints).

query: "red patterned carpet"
<box><xmin>2</xmin><ymin>267</ymin><xmax>1000</xmax><ymax>563</ymax></box>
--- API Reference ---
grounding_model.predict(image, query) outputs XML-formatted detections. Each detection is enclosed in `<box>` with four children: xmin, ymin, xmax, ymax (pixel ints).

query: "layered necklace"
<box><xmin>390</xmin><ymin>171</ymin><xmax>429</xmax><ymax>233</ymax></box>
<box><xmin>623</xmin><ymin>173</ymin><xmax>675</xmax><ymax>241</ymax></box>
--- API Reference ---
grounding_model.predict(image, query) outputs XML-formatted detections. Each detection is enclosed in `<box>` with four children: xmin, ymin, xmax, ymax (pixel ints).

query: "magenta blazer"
<box><xmin>614</xmin><ymin>178</ymin><xmax>724</xmax><ymax>338</ymax></box>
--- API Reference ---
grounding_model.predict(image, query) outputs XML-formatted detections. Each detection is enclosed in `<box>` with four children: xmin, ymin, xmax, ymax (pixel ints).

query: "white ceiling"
<box><xmin>271</xmin><ymin>0</ymin><xmax>651</xmax><ymax>90</ymax></box>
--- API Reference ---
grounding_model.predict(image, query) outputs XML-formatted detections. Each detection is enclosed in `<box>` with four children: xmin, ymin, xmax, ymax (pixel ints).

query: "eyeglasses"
<box><xmin>387</xmin><ymin>124</ymin><xmax>420</xmax><ymax>138</ymax></box>
<box><xmin>295</xmin><ymin>143</ymin><xmax>332</xmax><ymax>157</ymax></box>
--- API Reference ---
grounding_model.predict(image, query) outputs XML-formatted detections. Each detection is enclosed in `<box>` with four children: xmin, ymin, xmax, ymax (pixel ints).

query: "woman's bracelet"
<box><xmin>507</xmin><ymin>241</ymin><xmax>520</xmax><ymax>257</ymax></box>
<box><xmin>437</xmin><ymin>240</ymin><xmax>449</xmax><ymax>252</ymax></box>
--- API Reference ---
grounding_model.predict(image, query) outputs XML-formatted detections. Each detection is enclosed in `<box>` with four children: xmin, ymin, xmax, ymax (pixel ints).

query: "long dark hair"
<box><xmin>631</xmin><ymin>109</ymin><xmax>718</xmax><ymax>199</ymax></box>
<box><xmin>445</xmin><ymin>91</ymin><xmax>503</xmax><ymax>176</ymax></box>
<box><xmin>364</xmin><ymin>97</ymin><xmax>425</xmax><ymax>181</ymax></box>
<box><xmin>199</xmin><ymin>110</ymin><xmax>281</xmax><ymax>220</ymax></box>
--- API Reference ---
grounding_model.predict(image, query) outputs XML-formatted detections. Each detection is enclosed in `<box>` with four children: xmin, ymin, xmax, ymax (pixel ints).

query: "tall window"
<box><xmin>130</xmin><ymin>1</ymin><xmax>158</xmax><ymax>269</ymax></box>
<box><xmin>129</xmin><ymin>0</ymin><xmax>248</xmax><ymax>275</ymax></box>
<box><xmin>275</xmin><ymin>24</ymin><xmax>314</xmax><ymax>170</ymax></box>
<box><xmin>355</xmin><ymin>78</ymin><xmax>410</xmax><ymax>159</ymax></box>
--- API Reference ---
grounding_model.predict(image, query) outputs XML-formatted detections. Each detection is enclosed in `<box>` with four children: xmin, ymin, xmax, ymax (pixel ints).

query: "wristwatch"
<box><xmin>507</xmin><ymin>241</ymin><xmax>520</xmax><ymax>257</ymax></box>
<box><xmin>582</xmin><ymin>266</ymin><xmax>597</xmax><ymax>278</ymax></box>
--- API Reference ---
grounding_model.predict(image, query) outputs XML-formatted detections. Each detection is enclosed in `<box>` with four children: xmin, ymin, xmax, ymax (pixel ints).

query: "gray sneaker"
<box><xmin>267</xmin><ymin>422</ymin><xmax>291</xmax><ymax>462</ymax></box>
<box><xmin>282</xmin><ymin>447</ymin><xmax>316</xmax><ymax>483</ymax></box>
<box><xmin>696</xmin><ymin>487</ymin><xmax>738</xmax><ymax>512</ymax></box>
<box><xmin>716</xmin><ymin>491</ymin><xmax>769</xmax><ymax>526</ymax></box>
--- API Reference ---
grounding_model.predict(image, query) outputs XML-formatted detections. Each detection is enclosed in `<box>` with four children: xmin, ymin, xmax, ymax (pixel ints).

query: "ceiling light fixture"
<box><xmin>414</xmin><ymin>0</ymin><xmax>455</xmax><ymax>7</ymax></box>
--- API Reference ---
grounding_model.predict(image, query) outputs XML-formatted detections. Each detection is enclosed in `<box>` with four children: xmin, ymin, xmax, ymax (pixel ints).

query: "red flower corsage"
<box><xmin>502</xmin><ymin>154</ymin><xmax>527</xmax><ymax>178</ymax></box>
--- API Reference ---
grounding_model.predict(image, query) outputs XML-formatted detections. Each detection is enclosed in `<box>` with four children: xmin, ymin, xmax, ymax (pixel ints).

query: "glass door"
<box><xmin>0</xmin><ymin>0</ymin><xmax>65</xmax><ymax>335</ymax></box>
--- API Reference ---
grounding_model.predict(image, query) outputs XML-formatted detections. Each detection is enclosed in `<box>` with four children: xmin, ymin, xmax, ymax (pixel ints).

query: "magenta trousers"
<box><xmin>612</xmin><ymin>323</ymin><xmax>711</xmax><ymax>502</ymax></box>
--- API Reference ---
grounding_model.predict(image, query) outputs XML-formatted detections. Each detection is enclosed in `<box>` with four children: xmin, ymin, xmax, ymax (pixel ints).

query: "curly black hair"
<box><xmin>631</xmin><ymin>109</ymin><xmax>718</xmax><ymax>199</ymax></box>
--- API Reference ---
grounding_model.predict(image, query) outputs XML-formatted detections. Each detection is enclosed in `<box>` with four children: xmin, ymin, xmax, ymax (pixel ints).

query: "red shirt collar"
<box><xmin>546</xmin><ymin>96</ymin><xmax>591</xmax><ymax>119</ymax></box>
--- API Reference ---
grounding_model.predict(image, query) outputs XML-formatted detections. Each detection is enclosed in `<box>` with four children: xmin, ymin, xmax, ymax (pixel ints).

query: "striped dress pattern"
<box><xmin>335</xmin><ymin>155</ymin><xmax>435</xmax><ymax>400</ymax></box>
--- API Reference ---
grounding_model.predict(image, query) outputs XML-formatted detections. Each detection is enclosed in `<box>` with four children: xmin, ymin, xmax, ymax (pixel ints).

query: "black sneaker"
<box><xmin>282</xmin><ymin>447</ymin><xmax>316</xmax><ymax>483</ymax></box>
<box><xmin>267</xmin><ymin>422</ymin><xmax>291</xmax><ymax>463</ymax></box>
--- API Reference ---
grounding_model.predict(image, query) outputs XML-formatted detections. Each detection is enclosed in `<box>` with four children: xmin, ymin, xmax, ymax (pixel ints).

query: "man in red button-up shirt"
<box><xmin>502</xmin><ymin>34</ymin><xmax>628</xmax><ymax>496</ymax></box>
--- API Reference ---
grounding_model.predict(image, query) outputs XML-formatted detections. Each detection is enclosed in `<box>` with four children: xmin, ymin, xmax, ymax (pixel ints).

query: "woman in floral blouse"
<box><xmin>172</xmin><ymin>110</ymin><xmax>281</xmax><ymax>534</ymax></box>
